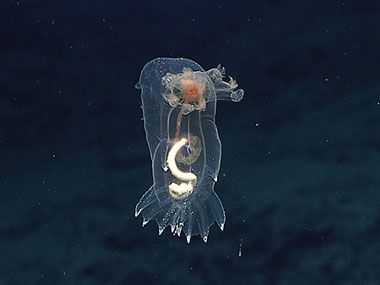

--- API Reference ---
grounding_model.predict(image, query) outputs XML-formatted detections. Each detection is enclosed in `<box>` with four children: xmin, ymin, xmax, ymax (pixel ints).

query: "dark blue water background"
<box><xmin>1</xmin><ymin>0</ymin><xmax>379</xmax><ymax>284</ymax></box>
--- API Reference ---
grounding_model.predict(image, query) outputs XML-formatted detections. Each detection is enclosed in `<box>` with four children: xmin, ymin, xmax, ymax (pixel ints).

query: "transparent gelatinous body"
<box><xmin>135</xmin><ymin>58</ymin><xmax>244</xmax><ymax>243</ymax></box>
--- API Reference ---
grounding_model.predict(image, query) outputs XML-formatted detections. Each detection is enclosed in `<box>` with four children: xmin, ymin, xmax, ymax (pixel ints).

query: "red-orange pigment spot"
<box><xmin>186</xmin><ymin>86</ymin><xmax>198</xmax><ymax>101</ymax></box>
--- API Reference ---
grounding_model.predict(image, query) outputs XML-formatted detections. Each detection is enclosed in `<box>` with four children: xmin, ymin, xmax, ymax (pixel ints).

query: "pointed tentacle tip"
<box><xmin>142</xmin><ymin>219</ymin><xmax>149</xmax><ymax>227</ymax></box>
<box><xmin>134</xmin><ymin>206</ymin><xmax>142</xmax><ymax>217</ymax></box>
<box><xmin>186</xmin><ymin>235</ymin><xmax>191</xmax><ymax>244</ymax></box>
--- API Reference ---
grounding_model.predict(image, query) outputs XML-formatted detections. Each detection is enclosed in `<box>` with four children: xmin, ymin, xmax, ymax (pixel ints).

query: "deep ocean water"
<box><xmin>1</xmin><ymin>0</ymin><xmax>380</xmax><ymax>284</ymax></box>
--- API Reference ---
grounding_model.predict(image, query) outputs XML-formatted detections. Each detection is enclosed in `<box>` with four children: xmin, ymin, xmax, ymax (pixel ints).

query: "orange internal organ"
<box><xmin>187</xmin><ymin>86</ymin><xmax>198</xmax><ymax>99</ymax></box>
<box><xmin>182</xmin><ymin>79</ymin><xmax>203</xmax><ymax>102</ymax></box>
